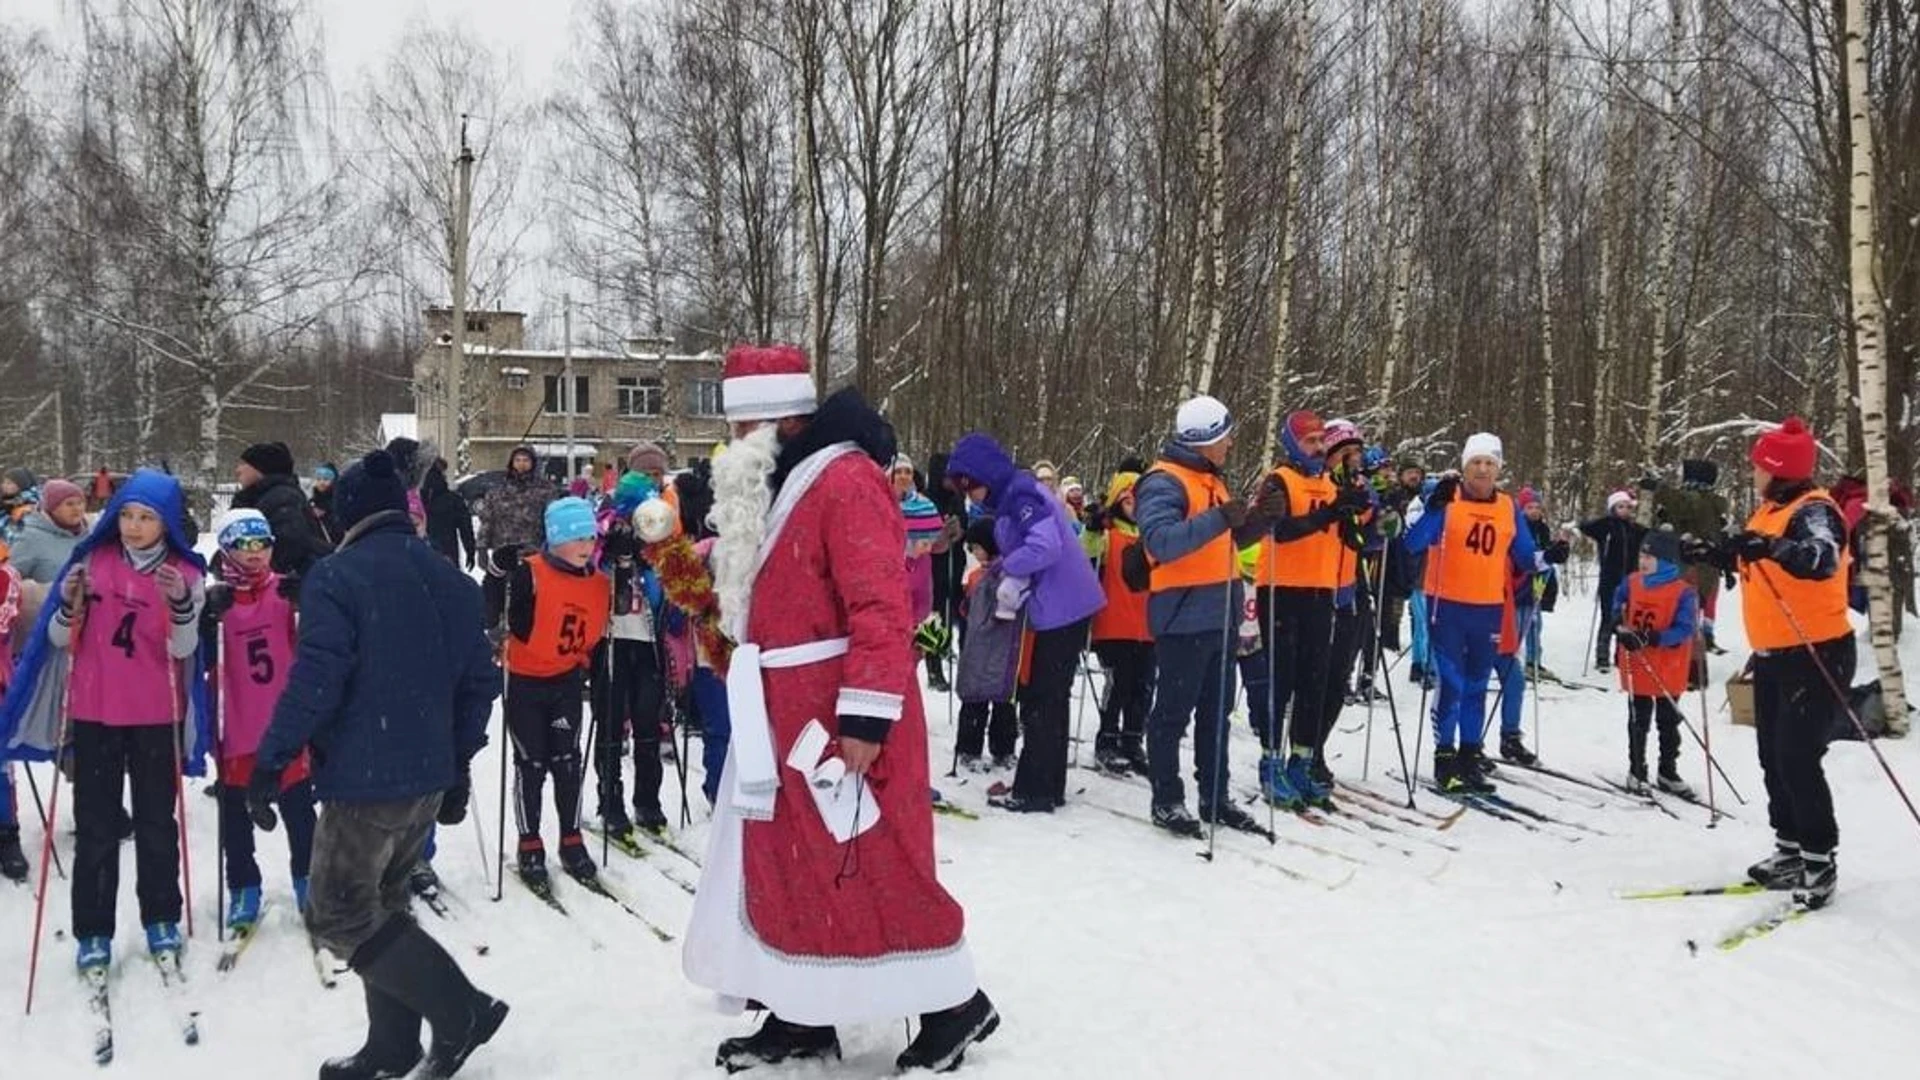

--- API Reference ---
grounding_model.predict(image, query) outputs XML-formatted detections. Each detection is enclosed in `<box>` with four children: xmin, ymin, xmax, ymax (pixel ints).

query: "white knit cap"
<box><xmin>1174</xmin><ymin>395</ymin><xmax>1234</xmax><ymax>447</ymax></box>
<box><xmin>1460</xmin><ymin>432</ymin><xmax>1504</xmax><ymax>468</ymax></box>
<box><xmin>891</xmin><ymin>454</ymin><xmax>915</xmax><ymax>474</ymax></box>
<box><xmin>1606</xmin><ymin>489</ymin><xmax>1636</xmax><ymax>513</ymax></box>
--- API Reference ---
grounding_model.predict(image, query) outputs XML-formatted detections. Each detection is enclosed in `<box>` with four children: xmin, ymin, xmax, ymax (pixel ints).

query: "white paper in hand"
<box><xmin>785</xmin><ymin>719</ymin><xmax>881</xmax><ymax>843</ymax></box>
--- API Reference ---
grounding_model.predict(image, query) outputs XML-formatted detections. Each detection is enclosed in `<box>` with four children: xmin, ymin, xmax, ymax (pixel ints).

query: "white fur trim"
<box><xmin>723</xmin><ymin>372</ymin><xmax>817</xmax><ymax>421</ymax></box>
<box><xmin>836</xmin><ymin>687</ymin><xmax>904</xmax><ymax>722</ymax></box>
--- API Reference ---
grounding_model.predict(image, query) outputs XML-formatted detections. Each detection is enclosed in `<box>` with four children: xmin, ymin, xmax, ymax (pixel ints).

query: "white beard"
<box><xmin>708</xmin><ymin>423</ymin><xmax>781</xmax><ymax>643</ymax></box>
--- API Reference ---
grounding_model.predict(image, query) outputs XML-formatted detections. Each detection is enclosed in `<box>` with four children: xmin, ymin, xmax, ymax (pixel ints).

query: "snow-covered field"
<box><xmin>5</xmin><ymin>572</ymin><xmax>1919</xmax><ymax>1078</ymax></box>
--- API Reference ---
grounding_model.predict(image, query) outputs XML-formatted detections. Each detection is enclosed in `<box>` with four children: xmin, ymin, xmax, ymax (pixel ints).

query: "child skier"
<box><xmin>0</xmin><ymin>469</ymin><xmax>211</xmax><ymax>971</ymax></box>
<box><xmin>1084</xmin><ymin>471</ymin><xmax>1153</xmax><ymax>775</ymax></box>
<box><xmin>0</xmin><ymin>543</ymin><xmax>25</xmax><ymax>882</ymax></box>
<box><xmin>592</xmin><ymin>473</ymin><xmax>671</xmax><ymax>843</ymax></box>
<box><xmin>954</xmin><ymin>516</ymin><xmax>1018</xmax><ymax>770</ymax></box>
<box><xmin>203</xmin><ymin>508</ymin><xmax>314</xmax><ymax>928</ymax></box>
<box><xmin>1610</xmin><ymin>527</ymin><xmax>1699</xmax><ymax>796</ymax></box>
<box><xmin>503</xmin><ymin>497</ymin><xmax>610</xmax><ymax>886</ymax></box>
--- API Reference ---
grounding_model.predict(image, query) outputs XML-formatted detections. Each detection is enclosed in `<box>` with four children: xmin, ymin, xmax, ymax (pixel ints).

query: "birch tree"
<box><xmin>1258</xmin><ymin>0</ymin><xmax>1312</xmax><ymax>462</ymax></box>
<box><xmin>1531</xmin><ymin>0</ymin><xmax>1559</xmax><ymax>497</ymax></box>
<box><xmin>1840</xmin><ymin>0</ymin><xmax>1909</xmax><ymax>732</ymax></box>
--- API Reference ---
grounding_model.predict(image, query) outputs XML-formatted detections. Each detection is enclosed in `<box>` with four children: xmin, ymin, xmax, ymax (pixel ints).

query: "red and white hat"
<box><xmin>721</xmin><ymin>344</ymin><xmax>817</xmax><ymax>422</ymax></box>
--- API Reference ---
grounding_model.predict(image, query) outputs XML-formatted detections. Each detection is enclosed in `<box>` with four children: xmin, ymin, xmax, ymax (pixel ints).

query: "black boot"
<box><xmin>926</xmin><ymin>654</ymin><xmax>951</xmax><ymax>694</ymax></box>
<box><xmin>1433</xmin><ymin>748</ymin><xmax>1460</xmax><ymax>792</ymax></box>
<box><xmin>320</xmin><ymin>982</ymin><xmax>424</xmax><ymax>1080</ymax></box>
<box><xmin>897</xmin><ymin>990</ymin><xmax>1000</xmax><ymax>1073</ymax></box>
<box><xmin>716</xmin><ymin>1014</ymin><xmax>840</xmax><ymax>1073</ymax></box>
<box><xmin>0</xmin><ymin>825</ymin><xmax>27</xmax><ymax>883</ymax></box>
<box><xmin>1498</xmin><ymin>732</ymin><xmax>1537</xmax><ymax>766</ymax></box>
<box><xmin>352</xmin><ymin>917</ymin><xmax>508</xmax><ymax>1080</ymax></box>
<box><xmin>1456</xmin><ymin>745</ymin><xmax>1496</xmax><ymax>794</ymax></box>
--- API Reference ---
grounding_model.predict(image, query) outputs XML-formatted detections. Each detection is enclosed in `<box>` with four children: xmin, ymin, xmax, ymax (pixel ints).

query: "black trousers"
<box><xmin>1594</xmin><ymin>582</ymin><xmax>1623</xmax><ymax>667</ymax></box>
<box><xmin>506</xmin><ymin>671</ymin><xmax>586</xmax><ymax>839</ymax></box>
<box><xmin>1627</xmin><ymin>695</ymin><xmax>1684</xmax><ymax>776</ymax></box>
<box><xmin>1010</xmin><ymin>618</ymin><xmax>1091</xmax><ymax>803</ymax></box>
<box><xmin>957</xmin><ymin>700</ymin><xmax>1018</xmax><ymax>759</ymax></box>
<box><xmin>1092</xmin><ymin>640</ymin><xmax>1155</xmax><ymax>754</ymax></box>
<box><xmin>1320</xmin><ymin>604</ymin><xmax>1363</xmax><ymax>751</ymax></box>
<box><xmin>1257</xmin><ymin>587</ymin><xmax>1335</xmax><ymax>754</ymax></box>
<box><xmin>71</xmin><ymin>721</ymin><xmax>181</xmax><ymax>940</ymax></box>
<box><xmin>221</xmin><ymin>779</ymin><xmax>317</xmax><ymax>889</ymax></box>
<box><xmin>1754</xmin><ymin>636</ymin><xmax>1854</xmax><ymax>856</ymax></box>
<box><xmin>588</xmin><ymin>638</ymin><xmax>667</xmax><ymax>819</ymax></box>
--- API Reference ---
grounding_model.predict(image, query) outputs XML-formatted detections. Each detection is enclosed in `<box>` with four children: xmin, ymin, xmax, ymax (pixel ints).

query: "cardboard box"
<box><xmin>1727</xmin><ymin>672</ymin><xmax>1755</xmax><ymax>728</ymax></box>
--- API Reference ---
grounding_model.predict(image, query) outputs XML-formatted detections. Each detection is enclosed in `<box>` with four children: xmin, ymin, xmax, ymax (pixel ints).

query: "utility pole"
<box><xmin>562</xmin><ymin>293</ymin><xmax>576</xmax><ymax>479</ymax></box>
<box><xmin>448</xmin><ymin>115</ymin><xmax>477</xmax><ymax>472</ymax></box>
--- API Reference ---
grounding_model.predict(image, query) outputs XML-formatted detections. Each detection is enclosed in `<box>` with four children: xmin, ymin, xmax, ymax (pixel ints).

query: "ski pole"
<box><xmin>1201</xmin><ymin>538</ymin><xmax>1240</xmax><ymax>863</ymax></box>
<box><xmin>1750</xmin><ymin>566</ymin><xmax>1919</xmax><ymax>831</ymax></box>
<box><xmin>1694</xmin><ymin>649</ymin><xmax>1720</xmax><ymax>825</ymax></box>
<box><xmin>1581</xmin><ymin>585</ymin><xmax>1601</xmax><ymax>678</ymax></box>
<box><xmin>19</xmin><ymin>764</ymin><xmax>64</xmax><ymax>880</ymax></box>
<box><xmin>1361</xmin><ymin>554</ymin><xmax>1389</xmax><ymax>779</ymax></box>
<box><xmin>1621</xmin><ymin>644</ymin><xmax>1744</xmax><ymax>806</ymax></box>
<box><xmin>1070</xmin><ymin>655</ymin><xmax>1093</xmax><ymax>770</ymax></box>
<box><xmin>168</xmin><ymin>656</ymin><xmax>194</xmax><ymax>940</ymax></box>
<box><xmin>212</xmin><ymin>650</ymin><xmax>226</xmax><ymax>944</ymax></box>
<box><xmin>25</xmin><ymin>638</ymin><xmax>80</xmax><ymax>1016</ymax></box>
<box><xmin>494</xmin><ymin>573</ymin><xmax>512</xmax><ymax>903</ymax></box>
<box><xmin>1261</xmin><ymin>537</ymin><xmax>1280</xmax><ymax>839</ymax></box>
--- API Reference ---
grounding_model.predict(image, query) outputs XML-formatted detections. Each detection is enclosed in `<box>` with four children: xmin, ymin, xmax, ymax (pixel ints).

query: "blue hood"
<box><xmin>944</xmin><ymin>433</ymin><xmax>1018</xmax><ymax>501</ymax></box>
<box><xmin>1282</xmin><ymin>425</ymin><xmax>1325</xmax><ymax>477</ymax></box>
<box><xmin>0</xmin><ymin>469</ymin><xmax>213</xmax><ymax>773</ymax></box>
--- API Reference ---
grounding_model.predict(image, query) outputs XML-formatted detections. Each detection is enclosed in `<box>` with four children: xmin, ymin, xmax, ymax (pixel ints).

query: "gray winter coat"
<box><xmin>10</xmin><ymin>510</ymin><xmax>84</xmax><ymax>584</ymax></box>
<box><xmin>478</xmin><ymin>470</ymin><xmax>557</xmax><ymax>551</ymax></box>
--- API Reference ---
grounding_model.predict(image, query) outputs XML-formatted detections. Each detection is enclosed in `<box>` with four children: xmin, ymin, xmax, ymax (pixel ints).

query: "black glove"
<box><xmin>1426</xmin><ymin>476</ymin><xmax>1459</xmax><ymax>510</ymax></box>
<box><xmin>1083</xmin><ymin>504</ymin><xmax>1110</xmax><ymax>533</ymax></box>
<box><xmin>1731</xmin><ymin>530</ymin><xmax>1774</xmax><ymax>566</ymax></box>
<box><xmin>1615</xmin><ymin>628</ymin><xmax>1646</xmax><ymax>652</ymax></box>
<box><xmin>491</xmin><ymin>545</ymin><xmax>528</xmax><ymax>575</ymax></box>
<box><xmin>276</xmin><ymin>573</ymin><xmax>302</xmax><ymax>602</ymax></box>
<box><xmin>1542</xmin><ymin>539</ymin><xmax>1571</xmax><ymax>565</ymax></box>
<box><xmin>1637</xmin><ymin>473</ymin><xmax>1661</xmax><ymax>493</ymax></box>
<box><xmin>1219</xmin><ymin>498</ymin><xmax>1250</xmax><ymax>529</ymax></box>
<box><xmin>1682</xmin><ymin>536</ymin><xmax>1726</xmax><ymax>569</ymax></box>
<box><xmin>1333</xmin><ymin>484</ymin><xmax>1371</xmax><ymax>514</ymax></box>
<box><xmin>203</xmin><ymin>581</ymin><xmax>236</xmax><ymax>620</ymax></box>
<box><xmin>1251</xmin><ymin>478</ymin><xmax>1289</xmax><ymax>521</ymax></box>
<box><xmin>247</xmin><ymin>767</ymin><xmax>283</xmax><ymax>832</ymax></box>
<box><xmin>437</xmin><ymin>766</ymin><xmax>471</xmax><ymax>825</ymax></box>
<box><xmin>602</xmin><ymin>523</ymin><xmax>639</xmax><ymax>562</ymax></box>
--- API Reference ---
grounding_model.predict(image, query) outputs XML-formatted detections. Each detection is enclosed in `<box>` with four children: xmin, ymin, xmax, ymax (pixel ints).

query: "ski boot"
<box><xmin>1456</xmin><ymin>745</ymin><xmax>1497</xmax><ymax>794</ymax></box>
<box><xmin>1094</xmin><ymin>745</ymin><xmax>1132</xmax><ymax>774</ymax></box>
<box><xmin>897</xmin><ymin>990</ymin><xmax>1000</xmax><ymax>1073</ymax></box>
<box><xmin>0</xmin><ymin>824</ymin><xmax>27</xmax><ymax>882</ymax></box>
<box><xmin>986</xmin><ymin>790</ymin><xmax>1055</xmax><ymax>814</ymax></box>
<box><xmin>1624</xmin><ymin>763</ymin><xmax>1650</xmax><ymax>796</ymax></box>
<box><xmin>1747</xmin><ymin>840</ymin><xmax>1802</xmax><ymax>890</ymax></box>
<box><xmin>293</xmin><ymin>876</ymin><xmax>311</xmax><ymax>915</ymax></box>
<box><xmin>226</xmin><ymin>884</ymin><xmax>263</xmax><ymax>933</ymax></box>
<box><xmin>1433</xmin><ymin>748</ymin><xmax>1461</xmax><ymax>792</ymax></box>
<box><xmin>1499</xmin><ymin>732</ymin><xmax>1538</xmax><ymax>766</ymax></box>
<box><xmin>990</xmin><ymin>754</ymin><xmax>1016</xmax><ymax>772</ymax></box>
<box><xmin>1199</xmin><ymin>801</ymin><xmax>1264</xmax><ymax>836</ymax></box>
<box><xmin>1308</xmin><ymin>754</ymin><xmax>1334</xmax><ymax>791</ymax></box>
<box><xmin>558</xmin><ymin>833</ymin><xmax>597</xmax><ymax>882</ymax></box>
<box><xmin>1797</xmin><ymin>851</ymin><xmax>1837</xmax><ymax>910</ymax></box>
<box><xmin>1285</xmin><ymin>754</ymin><xmax>1332</xmax><ymax>810</ymax></box>
<box><xmin>516</xmin><ymin>837</ymin><xmax>549</xmax><ymax>886</ymax></box>
<box><xmin>717</xmin><ymin>1014</ymin><xmax>841</xmax><ymax>1073</ymax></box>
<box><xmin>1259</xmin><ymin>754</ymin><xmax>1303</xmax><ymax>810</ymax></box>
<box><xmin>600</xmin><ymin>803</ymin><xmax>634</xmax><ymax>837</ymax></box>
<box><xmin>635</xmin><ymin>803</ymin><xmax>670</xmax><ymax>838</ymax></box>
<box><xmin>144</xmin><ymin>921</ymin><xmax>183</xmax><ymax>959</ymax></box>
<box><xmin>1150</xmin><ymin>803</ymin><xmax>1202</xmax><ymax>839</ymax></box>
<box><xmin>1120</xmin><ymin>741</ymin><xmax>1151</xmax><ymax>778</ymax></box>
<box><xmin>1655</xmin><ymin>768</ymin><xmax>1695</xmax><ymax>799</ymax></box>
<box><xmin>957</xmin><ymin>753</ymin><xmax>987</xmax><ymax>775</ymax></box>
<box><xmin>75</xmin><ymin>935</ymin><xmax>112</xmax><ymax>972</ymax></box>
<box><xmin>406</xmin><ymin>860</ymin><xmax>442</xmax><ymax>899</ymax></box>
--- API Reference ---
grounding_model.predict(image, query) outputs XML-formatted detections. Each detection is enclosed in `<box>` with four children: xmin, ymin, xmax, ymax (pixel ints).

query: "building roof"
<box><xmin>432</xmin><ymin>343</ymin><xmax>720</xmax><ymax>363</ymax></box>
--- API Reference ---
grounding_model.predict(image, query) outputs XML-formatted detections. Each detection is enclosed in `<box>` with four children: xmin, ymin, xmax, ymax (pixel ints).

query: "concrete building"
<box><xmin>413</xmin><ymin>307</ymin><xmax>727</xmax><ymax>480</ymax></box>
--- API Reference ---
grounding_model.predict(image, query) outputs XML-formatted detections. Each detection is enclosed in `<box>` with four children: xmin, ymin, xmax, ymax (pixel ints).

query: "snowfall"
<box><xmin>4</xmin><ymin>565</ymin><xmax>1919</xmax><ymax>1080</ymax></box>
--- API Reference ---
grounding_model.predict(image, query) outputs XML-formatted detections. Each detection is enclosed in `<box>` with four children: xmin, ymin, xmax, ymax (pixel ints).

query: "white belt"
<box><xmin>726</xmin><ymin>637</ymin><xmax>852</xmax><ymax>821</ymax></box>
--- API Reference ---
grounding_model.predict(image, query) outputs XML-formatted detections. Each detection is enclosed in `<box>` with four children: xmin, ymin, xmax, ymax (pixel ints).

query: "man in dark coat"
<box><xmin>251</xmin><ymin>449</ymin><xmax>505</xmax><ymax>1079</ymax></box>
<box><xmin>422</xmin><ymin>459</ymin><xmax>476</xmax><ymax>569</ymax></box>
<box><xmin>232</xmin><ymin>442</ymin><xmax>332</xmax><ymax>576</ymax></box>
<box><xmin>477</xmin><ymin>445</ymin><xmax>556</xmax><ymax>627</ymax></box>
<box><xmin>1579</xmin><ymin>489</ymin><xmax>1648</xmax><ymax>671</ymax></box>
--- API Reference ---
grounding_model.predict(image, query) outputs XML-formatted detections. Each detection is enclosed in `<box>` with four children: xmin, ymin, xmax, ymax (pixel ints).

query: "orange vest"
<box><xmin>1424</xmin><ymin>492</ymin><xmax>1517</xmax><ymax>606</ymax></box>
<box><xmin>507</xmin><ymin>555</ymin><xmax>612</xmax><ymax>678</ymax></box>
<box><xmin>1146</xmin><ymin>460</ymin><xmax>1235</xmax><ymax>593</ymax></box>
<box><xmin>1091</xmin><ymin>526</ymin><xmax>1153</xmax><ymax>642</ymax></box>
<box><xmin>1618</xmin><ymin>573</ymin><xmax>1693</xmax><ymax>697</ymax></box>
<box><xmin>1741</xmin><ymin>489</ymin><xmax>1852</xmax><ymax>651</ymax></box>
<box><xmin>1252</xmin><ymin>467</ymin><xmax>1341</xmax><ymax>589</ymax></box>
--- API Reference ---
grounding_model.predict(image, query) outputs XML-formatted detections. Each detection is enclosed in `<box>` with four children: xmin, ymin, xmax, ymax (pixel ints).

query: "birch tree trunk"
<box><xmin>1532</xmin><ymin>0</ymin><xmax>1558</xmax><ymax>498</ymax></box>
<box><xmin>1639</xmin><ymin>0</ymin><xmax>1686</xmax><ymax>519</ymax></box>
<box><xmin>1842</xmin><ymin>0</ymin><xmax>1910</xmax><ymax>733</ymax></box>
<box><xmin>1376</xmin><ymin>0</ymin><xmax>1435</xmax><ymax>425</ymax></box>
<box><xmin>1260</xmin><ymin>0</ymin><xmax>1313</xmax><ymax>464</ymax></box>
<box><xmin>1180</xmin><ymin>0</ymin><xmax>1226</xmax><ymax>397</ymax></box>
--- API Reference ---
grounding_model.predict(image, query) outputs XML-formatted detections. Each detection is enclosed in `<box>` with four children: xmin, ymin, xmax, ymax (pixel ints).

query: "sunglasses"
<box><xmin>224</xmin><ymin>536</ymin><xmax>274</xmax><ymax>553</ymax></box>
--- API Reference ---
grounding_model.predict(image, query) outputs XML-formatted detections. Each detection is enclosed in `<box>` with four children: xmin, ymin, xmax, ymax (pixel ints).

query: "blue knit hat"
<box><xmin>545</xmin><ymin>497</ymin><xmax>598</xmax><ymax>548</ymax></box>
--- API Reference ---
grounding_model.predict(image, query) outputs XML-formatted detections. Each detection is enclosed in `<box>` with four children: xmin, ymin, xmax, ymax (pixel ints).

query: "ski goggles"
<box><xmin>222</xmin><ymin>535</ymin><xmax>274</xmax><ymax>553</ymax></box>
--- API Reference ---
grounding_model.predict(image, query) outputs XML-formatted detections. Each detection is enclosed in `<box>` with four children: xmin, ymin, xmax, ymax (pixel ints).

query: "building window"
<box><xmin>543</xmin><ymin>374</ymin><xmax>590</xmax><ymax>415</ymax></box>
<box><xmin>686</xmin><ymin>379</ymin><xmax>723</xmax><ymax>418</ymax></box>
<box><xmin>500</xmin><ymin>366</ymin><xmax>529</xmax><ymax>390</ymax></box>
<box><xmin>466</xmin><ymin>316</ymin><xmax>488</xmax><ymax>334</ymax></box>
<box><xmin>618</xmin><ymin>376</ymin><xmax>663</xmax><ymax>417</ymax></box>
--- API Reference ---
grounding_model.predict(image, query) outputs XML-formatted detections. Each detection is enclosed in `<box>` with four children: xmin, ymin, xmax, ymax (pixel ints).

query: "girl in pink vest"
<box><xmin>204</xmin><ymin>509</ymin><xmax>314</xmax><ymax>932</ymax></box>
<box><xmin>42</xmin><ymin>470</ymin><xmax>207</xmax><ymax>971</ymax></box>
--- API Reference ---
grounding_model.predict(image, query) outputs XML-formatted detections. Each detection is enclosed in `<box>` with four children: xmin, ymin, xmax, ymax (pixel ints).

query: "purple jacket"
<box><xmin>946</xmin><ymin>434</ymin><xmax>1104</xmax><ymax>631</ymax></box>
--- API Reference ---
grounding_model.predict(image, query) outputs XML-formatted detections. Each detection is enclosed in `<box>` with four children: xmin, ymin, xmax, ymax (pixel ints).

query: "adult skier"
<box><xmin>685</xmin><ymin>344</ymin><xmax>997</xmax><ymax>1074</ymax></box>
<box><xmin>1579</xmin><ymin>489</ymin><xmax>1648</xmax><ymax>672</ymax></box>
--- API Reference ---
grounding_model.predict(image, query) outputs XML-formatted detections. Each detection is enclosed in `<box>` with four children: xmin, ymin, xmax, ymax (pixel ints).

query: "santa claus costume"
<box><xmin>683</xmin><ymin>345</ymin><xmax>998</xmax><ymax>1074</ymax></box>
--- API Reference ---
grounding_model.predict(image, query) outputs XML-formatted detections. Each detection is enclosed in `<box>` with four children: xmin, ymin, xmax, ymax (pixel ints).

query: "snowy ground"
<box><xmin>5</xmin><ymin>571</ymin><xmax>1920</xmax><ymax>1078</ymax></box>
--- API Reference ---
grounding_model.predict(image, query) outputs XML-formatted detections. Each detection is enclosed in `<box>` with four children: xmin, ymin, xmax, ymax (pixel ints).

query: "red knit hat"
<box><xmin>721</xmin><ymin>344</ymin><xmax>816</xmax><ymax>423</ymax></box>
<box><xmin>1750</xmin><ymin>416</ymin><xmax>1817</xmax><ymax>481</ymax></box>
<box><xmin>1284</xmin><ymin>410</ymin><xmax>1325</xmax><ymax>445</ymax></box>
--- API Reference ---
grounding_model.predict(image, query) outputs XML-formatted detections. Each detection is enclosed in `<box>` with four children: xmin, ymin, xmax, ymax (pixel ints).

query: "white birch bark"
<box><xmin>1260</xmin><ymin>0</ymin><xmax>1313</xmax><ymax>464</ymax></box>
